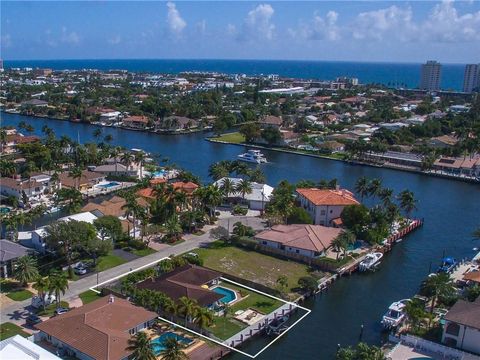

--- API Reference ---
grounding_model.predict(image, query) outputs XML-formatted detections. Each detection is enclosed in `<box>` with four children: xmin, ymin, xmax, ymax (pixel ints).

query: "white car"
<box><xmin>31</xmin><ymin>294</ymin><xmax>56</xmax><ymax>309</ymax></box>
<box><xmin>74</xmin><ymin>266</ymin><xmax>88</xmax><ymax>275</ymax></box>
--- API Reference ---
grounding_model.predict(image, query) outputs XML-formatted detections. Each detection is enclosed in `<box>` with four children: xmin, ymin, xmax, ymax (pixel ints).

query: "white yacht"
<box><xmin>359</xmin><ymin>252</ymin><xmax>383</xmax><ymax>272</ymax></box>
<box><xmin>381</xmin><ymin>299</ymin><xmax>409</xmax><ymax>329</ymax></box>
<box><xmin>237</xmin><ymin>149</ymin><xmax>267</xmax><ymax>164</ymax></box>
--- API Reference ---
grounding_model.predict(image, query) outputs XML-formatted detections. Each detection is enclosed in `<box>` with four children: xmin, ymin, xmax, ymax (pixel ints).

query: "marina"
<box><xmin>2</xmin><ymin>113</ymin><xmax>480</xmax><ymax>359</ymax></box>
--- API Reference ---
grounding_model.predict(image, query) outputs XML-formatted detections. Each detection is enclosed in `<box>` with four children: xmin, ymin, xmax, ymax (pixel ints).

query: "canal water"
<box><xmin>2</xmin><ymin>113</ymin><xmax>480</xmax><ymax>359</ymax></box>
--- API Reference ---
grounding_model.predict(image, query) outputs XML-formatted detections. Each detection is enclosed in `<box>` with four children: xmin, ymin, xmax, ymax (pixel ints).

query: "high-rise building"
<box><xmin>463</xmin><ymin>64</ymin><xmax>480</xmax><ymax>93</ymax></box>
<box><xmin>419</xmin><ymin>60</ymin><xmax>442</xmax><ymax>91</ymax></box>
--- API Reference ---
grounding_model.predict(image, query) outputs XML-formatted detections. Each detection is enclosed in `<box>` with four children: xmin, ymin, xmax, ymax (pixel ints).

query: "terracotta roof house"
<box><xmin>429</xmin><ymin>135</ymin><xmax>459</xmax><ymax>148</ymax></box>
<box><xmin>442</xmin><ymin>298</ymin><xmax>480</xmax><ymax>355</ymax></box>
<box><xmin>122</xmin><ymin>115</ymin><xmax>149</xmax><ymax>130</ymax></box>
<box><xmin>82</xmin><ymin>196</ymin><xmax>148</xmax><ymax>218</ymax></box>
<box><xmin>35</xmin><ymin>296</ymin><xmax>157</xmax><ymax>360</ymax></box>
<box><xmin>0</xmin><ymin>239</ymin><xmax>32</xmax><ymax>278</ymax></box>
<box><xmin>463</xmin><ymin>271</ymin><xmax>480</xmax><ymax>284</ymax></box>
<box><xmin>136</xmin><ymin>264</ymin><xmax>223</xmax><ymax>307</ymax></box>
<box><xmin>157</xmin><ymin>116</ymin><xmax>199</xmax><ymax>131</ymax></box>
<box><xmin>260</xmin><ymin>115</ymin><xmax>283</xmax><ymax>128</ymax></box>
<box><xmin>433</xmin><ymin>155</ymin><xmax>480</xmax><ymax>178</ymax></box>
<box><xmin>137</xmin><ymin>181</ymin><xmax>199</xmax><ymax>200</ymax></box>
<box><xmin>296</xmin><ymin>188</ymin><xmax>359</xmax><ymax>226</ymax></box>
<box><xmin>255</xmin><ymin>224</ymin><xmax>344</xmax><ymax>258</ymax></box>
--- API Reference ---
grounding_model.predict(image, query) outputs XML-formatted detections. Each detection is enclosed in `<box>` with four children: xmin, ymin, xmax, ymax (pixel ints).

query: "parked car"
<box><xmin>74</xmin><ymin>266</ymin><xmax>88</xmax><ymax>275</ymax></box>
<box><xmin>31</xmin><ymin>294</ymin><xmax>56</xmax><ymax>309</ymax></box>
<box><xmin>54</xmin><ymin>307</ymin><xmax>69</xmax><ymax>316</ymax></box>
<box><xmin>26</xmin><ymin>314</ymin><xmax>42</xmax><ymax>326</ymax></box>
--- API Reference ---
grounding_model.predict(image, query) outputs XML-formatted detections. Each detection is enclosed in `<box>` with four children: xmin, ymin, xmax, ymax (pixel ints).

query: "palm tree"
<box><xmin>134</xmin><ymin>151</ymin><xmax>147</xmax><ymax>179</ymax></box>
<box><xmin>177</xmin><ymin>296</ymin><xmax>197</xmax><ymax>325</ymax></box>
<box><xmin>121</xmin><ymin>151</ymin><xmax>135</xmax><ymax>172</ymax></box>
<box><xmin>194</xmin><ymin>307</ymin><xmax>214</xmax><ymax>334</ymax></box>
<box><xmin>14</xmin><ymin>256</ymin><xmax>39</xmax><ymax>287</ymax></box>
<box><xmin>69</xmin><ymin>167</ymin><xmax>83</xmax><ymax>190</ymax></box>
<box><xmin>163</xmin><ymin>297</ymin><xmax>177</xmax><ymax>321</ymax></box>
<box><xmin>0</xmin><ymin>159</ymin><xmax>16</xmax><ymax>177</ymax></box>
<box><xmin>219</xmin><ymin>178</ymin><xmax>235</xmax><ymax>200</ymax></box>
<box><xmin>111</xmin><ymin>146</ymin><xmax>122</xmax><ymax>174</ymax></box>
<box><xmin>32</xmin><ymin>276</ymin><xmax>50</xmax><ymax>311</ymax></box>
<box><xmin>93</xmin><ymin>128</ymin><xmax>102</xmax><ymax>141</ymax></box>
<box><xmin>235</xmin><ymin>179</ymin><xmax>252</xmax><ymax>201</ymax></box>
<box><xmin>165</xmin><ymin>216</ymin><xmax>182</xmax><ymax>242</ymax></box>
<box><xmin>397</xmin><ymin>190</ymin><xmax>417</xmax><ymax>219</ymax></box>
<box><xmin>48</xmin><ymin>271</ymin><xmax>69</xmax><ymax>307</ymax></box>
<box><xmin>126</xmin><ymin>331</ymin><xmax>156</xmax><ymax>360</ymax></box>
<box><xmin>421</xmin><ymin>272</ymin><xmax>456</xmax><ymax>314</ymax></box>
<box><xmin>159</xmin><ymin>337</ymin><xmax>188</xmax><ymax>360</ymax></box>
<box><xmin>122</xmin><ymin>198</ymin><xmax>141</xmax><ymax>238</ymax></box>
<box><xmin>335</xmin><ymin>231</ymin><xmax>356</xmax><ymax>258</ymax></box>
<box><xmin>355</xmin><ymin>176</ymin><xmax>369</xmax><ymax>202</ymax></box>
<box><xmin>378</xmin><ymin>188</ymin><xmax>394</xmax><ymax>207</ymax></box>
<box><xmin>367</xmin><ymin>178</ymin><xmax>382</xmax><ymax>200</ymax></box>
<box><xmin>208</xmin><ymin>162</ymin><xmax>229</xmax><ymax>181</ymax></box>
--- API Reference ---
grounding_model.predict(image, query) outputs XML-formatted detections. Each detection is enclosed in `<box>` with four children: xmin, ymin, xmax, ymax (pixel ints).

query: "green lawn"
<box><xmin>79</xmin><ymin>290</ymin><xmax>101</xmax><ymax>305</ymax></box>
<box><xmin>207</xmin><ymin>316</ymin><xmax>245</xmax><ymax>340</ymax></box>
<box><xmin>0</xmin><ymin>323</ymin><xmax>29</xmax><ymax>340</ymax></box>
<box><xmin>132</xmin><ymin>248</ymin><xmax>157</xmax><ymax>257</ymax></box>
<box><xmin>6</xmin><ymin>289</ymin><xmax>33</xmax><ymax>301</ymax></box>
<box><xmin>193</xmin><ymin>242</ymin><xmax>321</xmax><ymax>293</ymax></box>
<box><xmin>37</xmin><ymin>301</ymin><xmax>70</xmax><ymax>317</ymax></box>
<box><xmin>211</xmin><ymin>132</ymin><xmax>245</xmax><ymax>144</ymax></box>
<box><xmin>95</xmin><ymin>254</ymin><xmax>127</xmax><ymax>272</ymax></box>
<box><xmin>225</xmin><ymin>283</ymin><xmax>283</xmax><ymax>314</ymax></box>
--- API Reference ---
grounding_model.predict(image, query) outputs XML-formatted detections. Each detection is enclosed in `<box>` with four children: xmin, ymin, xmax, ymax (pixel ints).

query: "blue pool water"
<box><xmin>151</xmin><ymin>332</ymin><xmax>193</xmax><ymax>355</ymax></box>
<box><xmin>213</xmin><ymin>286</ymin><xmax>236</xmax><ymax>304</ymax></box>
<box><xmin>152</xmin><ymin>170</ymin><xmax>166</xmax><ymax>178</ymax></box>
<box><xmin>98</xmin><ymin>182</ymin><xmax>120</xmax><ymax>189</ymax></box>
<box><xmin>0</xmin><ymin>207</ymin><xmax>11</xmax><ymax>214</ymax></box>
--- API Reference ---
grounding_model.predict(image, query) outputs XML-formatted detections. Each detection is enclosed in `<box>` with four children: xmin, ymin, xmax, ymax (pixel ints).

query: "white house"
<box><xmin>296</xmin><ymin>188</ymin><xmax>359</xmax><ymax>226</ymax></box>
<box><xmin>255</xmin><ymin>224</ymin><xmax>344</xmax><ymax>258</ymax></box>
<box><xmin>442</xmin><ymin>298</ymin><xmax>480</xmax><ymax>355</ymax></box>
<box><xmin>213</xmin><ymin>177</ymin><xmax>274</xmax><ymax>211</ymax></box>
<box><xmin>0</xmin><ymin>175</ymin><xmax>54</xmax><ymax>205</ymax></box>
<box><xmin>0</xmin><ymin>335</ymin><xmax>61</xmax><ymax>360</ymax></box>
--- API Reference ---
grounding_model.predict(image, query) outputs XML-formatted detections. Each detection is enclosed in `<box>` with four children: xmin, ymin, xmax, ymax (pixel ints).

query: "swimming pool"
<box><xmin>150</xmin><ymin>332</ymin><xmax>193</xmax><ymax>355</ymax></box>
<box><xmin>97</xmin><ymin>182</ymin><xmax>120</xmax><ymax>189</ymax></box>
<box><xmin>0</xmin><ymin>207</ymin><xmax>11</xmax><ymax>214</ymax></box>
<box><xmin>213</xmin><ymin>286</ymin><xmax>237</xmax><ymax>304</ymax></box>
<box><xmin>152</xmin><ymin>170</ymin><xmax>166</xmax><ymax>178</ymax></box>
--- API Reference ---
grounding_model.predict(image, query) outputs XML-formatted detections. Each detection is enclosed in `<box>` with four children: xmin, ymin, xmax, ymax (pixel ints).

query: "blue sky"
<box><xmin>1</xmin><ymin>1</ymin><xmax>480</xmax><ymax>62</ymax></box>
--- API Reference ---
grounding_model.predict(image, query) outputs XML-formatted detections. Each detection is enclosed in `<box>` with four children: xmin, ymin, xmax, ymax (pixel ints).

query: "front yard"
<box><xmin>79</xmin><ymin>290</ymin><xmax>102</xmax><ymax>305</ymax></box>
<box><xmin>0</xmin><ymin>322</ymin><xmax>30</xmax><ymax>340</ymax></box>
<box><xmin>6</xmin><ymin>289</ymin><xmax>33</xmax><ymax>301</ymax></box>
<box><xmin>95</xmin><ymin>253</ymin><xmax>127</xmax><ymax>272</ymax></box>
<box><xmin>193</xmin><ymin>242</ymin><xmax>322</xmax><ymax>293</ymax></box>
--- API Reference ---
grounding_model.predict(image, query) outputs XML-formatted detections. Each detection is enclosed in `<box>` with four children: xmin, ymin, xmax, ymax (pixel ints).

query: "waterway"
<box><xmin>2</xmin><ymin>113</ymin><xmax>480</xmax><ymax>359</ymax></box>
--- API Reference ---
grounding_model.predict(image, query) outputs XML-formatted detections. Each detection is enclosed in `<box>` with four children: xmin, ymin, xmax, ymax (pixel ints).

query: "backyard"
<box><xmin>193</xmin><ymin>243</ymin><xmax>323</xmax><ymax>294</ymax></box>
<box><xmin>210</xmin><ymin>132</ymin><xmax>245</xmax><ymax>144</ymax></box>
<box><xmin>0</xmin><ymin>322</ymin><xmax>30</xmax><ymax>340</ymax></box>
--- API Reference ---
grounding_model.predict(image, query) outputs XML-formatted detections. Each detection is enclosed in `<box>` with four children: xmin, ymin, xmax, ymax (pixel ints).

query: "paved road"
<box><xmin>0</xmin><ymin>216</ymin><xmax>267</xmax><ymax>325</ymax></box>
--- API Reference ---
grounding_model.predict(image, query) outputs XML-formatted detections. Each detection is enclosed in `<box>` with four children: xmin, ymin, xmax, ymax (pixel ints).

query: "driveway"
<box><xmin>0</xmin><ymin>215</ymin><xmax>267</xmax><ymax>325</ymax></box>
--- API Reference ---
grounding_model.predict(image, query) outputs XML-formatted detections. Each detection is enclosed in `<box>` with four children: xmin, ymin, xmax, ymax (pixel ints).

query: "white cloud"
<box><xmin>238</xmin><ymin>4</ymin><xmax>275</xmax><ymax>41</ymax></box>
<box><xmin>166</xmin><ymin>2</ymin><xmax>186</xmax><ymax>37</ymax></box>
<box><xmin>196</xmin><ymin>20</ymin><xmax>207</xmax><ymax>35</ymax></box>
<box><xmin>61</xmin><ymin>27</ymin><xmax>80</xmax><ymax>44</ymax></box>
<box><xmin>108</xmin><ymin>35</ymin><xmax>122</xmax><ymax>45</ymax></box>
<box><xmin>292</xmin><ymin>10</ymin><xmax>341</xmax><ymax>41</ymax></box>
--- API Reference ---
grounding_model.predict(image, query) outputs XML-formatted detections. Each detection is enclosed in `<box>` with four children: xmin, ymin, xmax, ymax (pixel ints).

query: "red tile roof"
<box><xmin>296</xmin><ymin>188</ymin><xmax>359</xmax><ymax>206</ymax></box>
<box><xmin>35</xmin><ymin>296</ymin><xmax>157</xmax><ymax>360</ymax></box>
<box><xmin>256</xmin><ymin>224</ymin><xmax>344</xmax><ymax>252</ymax></box>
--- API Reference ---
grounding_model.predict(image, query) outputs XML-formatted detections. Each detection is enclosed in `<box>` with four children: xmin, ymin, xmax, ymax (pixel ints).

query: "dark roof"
<box><xmin>136</xmin><ymin>265</ymin><xmax>222</xmax><ymax>307</ymax></box>
<box><xmin>0</xmin><ymin>239</ymin><xmax>30</xmax><ymax>262</ymax></box>
<box><xmin>35</xmin><ymin>296</ymin><xmax>157</xmax><ymax>360</ymax></box>
<box><xmin>444</xmin><ymin>299</ymin><xmax>480</xmax><ymax>329</ymax></box>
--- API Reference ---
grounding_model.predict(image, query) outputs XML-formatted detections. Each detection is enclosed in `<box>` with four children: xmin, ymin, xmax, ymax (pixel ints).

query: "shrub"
<box><xmin>128</xmin><ymin>239</ymin><xmax>147</xmax><ymax>250</ymax></box>
<box><xmin>183</xmin><ymin>253</ymin><xmax>203</xmax><ymax>266</ymax></box>
<box><xmin>232</xmin><ymin>205</ymin><xmax>248</xmax><ymax>216</ymax></box>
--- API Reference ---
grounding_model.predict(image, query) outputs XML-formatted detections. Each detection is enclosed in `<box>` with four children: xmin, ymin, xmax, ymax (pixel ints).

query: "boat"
<box><xmin>381</xmin><ymin>299</ymin><xmax>409</xmax><ymax>329</ymax></box>
<box><xmin>237</xmin><ymin>149</ymin><xmax>267</xmax><ymax>164</ymax></box>
<box><xmin>395</xmin><ymin>238</ymin><xmax>403</xmax><ymax>243</ymax></box>
<box><xmin>358</xmin><ymin>252</ymin><xmax>383</xmax><ymax>272</ymax></box>
<box><xmin>437</xmin><ymin>257</ymin><xmax>457</xmax><ymax>273</ymax></box>
<box><xmin>266</xmin><ymin>315</ymin><xmax>289</xmax><ymax>335</ymax></box>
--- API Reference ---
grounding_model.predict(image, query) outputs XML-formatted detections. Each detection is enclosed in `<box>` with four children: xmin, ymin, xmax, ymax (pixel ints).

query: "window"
<box><xmin>262</xmin><ymin>241</ymin><xmax>267</xmax><ymax>245</ymax></box>
<box><xmin>330</xmin><ymin>210</ymin><xmax>333</xmax><ymax>214</ymax></box>
<box><xmin>320</xmin><ymin>210</ymin><xmax>326</xmax><ymax>215</ymax></box>
<box><xmin>445</xmin><ymin>322</ymin><xmax>460</xmax><ymax>336</ymax></box>
<box><xmin>295</xmin><ymin>249</ymin><xmax>300</xmax><ymax>254</ymax></box>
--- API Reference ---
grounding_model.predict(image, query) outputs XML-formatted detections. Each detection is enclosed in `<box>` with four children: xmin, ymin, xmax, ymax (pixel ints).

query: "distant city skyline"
<box><xmin>1</xmin><ymin>1</ymin><xmax>480</xmax><ymax>63</ymax></box>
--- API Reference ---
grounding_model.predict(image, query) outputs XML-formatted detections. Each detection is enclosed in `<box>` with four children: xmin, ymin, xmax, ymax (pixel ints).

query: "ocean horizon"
<box><xmin>4</xmin><ymin>58</ymin><xmax>466</xmax><ymax>91</ymax></box>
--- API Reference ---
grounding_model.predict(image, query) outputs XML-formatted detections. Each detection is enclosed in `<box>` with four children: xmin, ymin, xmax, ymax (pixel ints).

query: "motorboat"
<box><xmin>437</xmin><ymin>257</ymin><xmax>457</xmax><ymax>273</ymax></box>
<box><xmin>237</xmin><ymin>149</ymin><xmax>267</xmax><ymax>164</ymax></box>
<box><xmin>359</xmin><ymin>252</ymin><xmax>383</xmax><ymax>272</ymax></box>
<box><xmin>381</xmin><ymin>299</ymin><xmax>409</xmax><ymax>329</ymax></box>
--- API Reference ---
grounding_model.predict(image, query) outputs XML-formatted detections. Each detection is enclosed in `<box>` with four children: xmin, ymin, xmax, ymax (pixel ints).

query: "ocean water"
<box><xmin>4</xmin><ymin>59</ymin><xmax>466</xmax><ymax>91</ymax></box>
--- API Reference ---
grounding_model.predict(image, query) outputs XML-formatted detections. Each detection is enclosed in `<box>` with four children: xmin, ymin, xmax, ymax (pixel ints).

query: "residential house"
<box><xmin>122</xmin><ymin>115</ymin><xmax>149</xmax><ymax>130</ymax></box>
<box><xmin>318</xmin><ymin>141</ymin><xmax>345</xmax><ymax>153</ymax></box>
<box><xmin>92</xmin><ymin>163</ymin><xmax>140</xmax><ymax>178</ymax></box>
<box><xmin>213</xmin><ymin>177</ymin><xmax>274</xmax><ymax>211</ymax></box>
<box><xmin>21</xmin><ymin>99</ymin><xmax>48</xmax><ymax>107</ymax></box>
<box><xmin>429</xmin><ymin>135</ymin><xmax>459</xmax><ymax>148</ymax></box>
<box><xmin>433</xmin><ymin>156</ymin><xmax>480</xmax><ymax>178</ymax></box>
<box><xmin>0</xmin><ymin>239</ymin><xmax>31</xmax><ymax>278</ymax></box>
<box><xmin>296</xmin><ymin>188</ymin><xmax>359</xmax><ymax>226</ymax></box>
<box><xmin>2</xmin><ymin>133</ymin><xmax>40</xmax><ymax>154</ymax></box>
<box><xmin>0</xmin><ymin>335</ymin><xmax>61</xmax><ymax>360</ymax></box>
<box><xmin>0</xmin><ymin>176</ymin><xmax>53</xmax><ymax>205</ymax></box>
<box><xmin>58</xmin><ymin>170</ymin><xmax>105</xmax><ymax>191</ymax></box>
<box><xmin>259</xmin><ymin>115</ymin><xmax>283</xmax><ymax>129</ymax></box>
<box><xmin>136</xmin><ymin>264</ymin><xmax>223</xmax><ymax>307</ymax></box>
<box><xmin>35</xmin><ymin>296</ymin><xmax>157</xmax><ymax>360</ymax></box>
<box><xmin>157</xmin><ymin>116</ymin><xmax>199</xmax><ymax>131</ymax></box>
<box><xmin>442</xmin><ymin>298</ymin><xmax>480</xmax><ymax>355</ymax></box>
<box><xmin>255</xmin><ymin>224</ymin><xmax>344</xmax><ymax>259</ymax></box>
<box><xmin>136</xmin><ymin>181</ymin><xmax>199</xmax><ymax>201</ymax></box>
